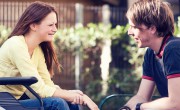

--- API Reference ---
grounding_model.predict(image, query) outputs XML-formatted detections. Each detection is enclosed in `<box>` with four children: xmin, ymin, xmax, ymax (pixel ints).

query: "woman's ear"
<box><xmin>29</xmin><ymin>23</ymin><xmax>37</xmax><ymax>31</ymax></box>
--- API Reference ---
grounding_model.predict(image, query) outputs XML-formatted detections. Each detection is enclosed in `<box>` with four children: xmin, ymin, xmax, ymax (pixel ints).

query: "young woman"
<box><xmin>0</xmin><ymin>1</ymin><xmax>98</xmax><ymax>110</ymax></box>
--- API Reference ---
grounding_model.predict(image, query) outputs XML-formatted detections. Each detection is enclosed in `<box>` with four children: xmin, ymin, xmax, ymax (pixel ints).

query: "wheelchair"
<box><xmin>0</xmin><ymin>77</ymin><xmax>44</xmax><ymax>110</ymax></box>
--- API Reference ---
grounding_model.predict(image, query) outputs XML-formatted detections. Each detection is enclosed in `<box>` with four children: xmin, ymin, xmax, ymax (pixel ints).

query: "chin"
<box><xmin>43</xmin><ymin>39</ymin><xmax>52</xmax><ymax>42</ymax></box>
<box><xmin>139</xmin><ymin>44</ymin><xmax>148</xmax><ymax>48</ymax></box>
<box><xmin>136</xmin><ymin>42</ymin><xmax>140</xmax><ymax>47</ymax></box>
<box><xmin>49</xmin><ymin>38</ymin><xmax>53</xmax><ymax>41</ymax></box>
<box><xmin>137</xmin><ymin>45</ymin><xmax>142</xmax><ymax>48</ymax></box>
<box><xmin>47</xmin><ymin>37</ymin><xmax>54</xmax><ymax>42</ymax></box>
<box><xmin>137</xmin><ymin>43</ymin><xmax>144</xmax><ymax>48</ymax></box>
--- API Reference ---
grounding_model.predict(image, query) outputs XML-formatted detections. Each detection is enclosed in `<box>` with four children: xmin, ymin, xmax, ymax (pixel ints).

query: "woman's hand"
<box><xmin>69</xmin><ymin>90</ymin><xmax>84</xmax><ymax>105</ymax></box>
<box><xmin>83</xmin><ymin>94</ymin><xmax>99</xmax><ymax>110</ymax></box>
<box><xmin>68</xmin><ymin>90</ymin><xmax>83</xmax><ymax>95</ymax></box>
<box><xmin>53</xmin><ymin>88</ymin><xmax>99</xmax><ymax>110</ymax></box>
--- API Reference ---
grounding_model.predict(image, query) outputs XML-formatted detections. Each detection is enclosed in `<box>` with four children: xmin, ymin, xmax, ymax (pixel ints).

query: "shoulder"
<box><xmin>6</xmin><ymin>35</ymin><xmax>25</xmax><ymax>43</ymax></box>
<box><xmin>2</xmin><ymin>36</ymin><xmax>26</xmax><ymax>49</ymax></box>
<box><xmin>1</xmin><ymin>35</ymin><xmax>27</xmax><ymax>54</ymax></box>
<box><xmin>163</xmin><ymin>37</ymin><xmax>180</xmax><ymax>58</ymax></box>
<box><xmin>165</xmin><ymin>37</ymin><xmax>180</xmax><ymax>50</ymax></box>
<box><xmin>2</xmin><ymin>35</ymin><xmax>26</xmax><ymax>48</ymax></box>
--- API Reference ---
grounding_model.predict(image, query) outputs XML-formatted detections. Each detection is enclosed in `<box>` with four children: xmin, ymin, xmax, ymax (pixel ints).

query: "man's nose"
<box><xmin>127</xmin><ymin>28</ymin><xmax>134</xmax><ymax>36</ymax></box>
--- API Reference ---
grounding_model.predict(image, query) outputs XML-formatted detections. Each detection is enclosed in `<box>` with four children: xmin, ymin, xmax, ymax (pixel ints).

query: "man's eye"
<box><xmin>133</xmin><ymin>26</ymin><xmax>137</xmax><ymax>29</ymax></box>
<box><xmin>130</xmin><ymin>26</ymin><xmax>135</xmax><ymax>29</ymax></box>
<box><xmin>130</xmin><ymin>25</ymin><xmax>139</xmax><ymax>29</ymax></box>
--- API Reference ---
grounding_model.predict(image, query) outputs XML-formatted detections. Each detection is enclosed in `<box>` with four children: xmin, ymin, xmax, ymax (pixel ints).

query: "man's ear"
<box><xmin>149</xmin><ymin>25</ymin><xmax>157</xmax><ymax>34</ymax></box>
<box><xmin>29</xmin><ymin>23</ymin><xmax>37</xmax><ymax>31</ymax></box>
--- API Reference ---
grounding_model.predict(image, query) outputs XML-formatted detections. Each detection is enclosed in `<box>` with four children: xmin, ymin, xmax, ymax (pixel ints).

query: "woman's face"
<box><xmin>35</xmin><ymin>12</ymin><xmax>57</xmax><ymax>42</ymax></box>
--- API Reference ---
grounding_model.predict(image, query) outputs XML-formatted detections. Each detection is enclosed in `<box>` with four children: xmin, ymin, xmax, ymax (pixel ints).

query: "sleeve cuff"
<box><xmin>142</xmin><ymin>75</ymin><xmax>154</xmax><ymax>81</ymax></box>
<box><xmin>167</xmin><ymin>73</ymin><xmax>180</xmax><ymax>79</ymax></box>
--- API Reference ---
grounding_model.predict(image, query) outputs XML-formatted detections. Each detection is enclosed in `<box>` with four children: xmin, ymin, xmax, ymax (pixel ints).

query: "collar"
<box><xmin>156</xmin><ymin>35</ymin><xmax>171</xmax><ymax>59</ymax></box>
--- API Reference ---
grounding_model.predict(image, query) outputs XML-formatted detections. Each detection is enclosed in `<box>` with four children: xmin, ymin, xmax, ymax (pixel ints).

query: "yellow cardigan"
<box><xmin>0</xmin><ymin>35</ymin><xmax>57</xmax><ymax>99</ymax></box>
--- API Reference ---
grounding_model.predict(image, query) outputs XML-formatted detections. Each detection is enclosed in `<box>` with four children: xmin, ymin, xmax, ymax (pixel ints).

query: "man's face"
<box><xmin>128</xmin><ymin>19</ymin><xmax>152</xmax><ymax>48</ymax></box>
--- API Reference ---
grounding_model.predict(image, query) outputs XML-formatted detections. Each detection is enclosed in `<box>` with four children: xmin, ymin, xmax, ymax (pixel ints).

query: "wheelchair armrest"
<box><xmin>0</xmin><ymin>77</ymin><xmax>37</xmax><ymax>86</ymax></box>
<box><xmin>0</xmin><ymin>77</ymin><xmax>43</xmax><ymax>109</ymax></box>
<box><xmin>0</xmin><ymin>77</ymin><xmax>38</xmax><ymax>86</ymax></box>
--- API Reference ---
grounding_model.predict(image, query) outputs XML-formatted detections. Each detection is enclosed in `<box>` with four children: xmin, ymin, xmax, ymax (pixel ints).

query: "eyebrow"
<box><xmin>130</xmin><ymin>25</ymin><xmax>140</xmax><ymax>29</ymax></box>
<box><xmin>130</xmin><ymin>24</ymin><xmax>149</xmax><ymax>30</ymax></box>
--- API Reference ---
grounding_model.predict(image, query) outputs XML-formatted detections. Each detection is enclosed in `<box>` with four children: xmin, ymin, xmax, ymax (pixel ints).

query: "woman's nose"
<box><xmin>53</xmin><ymin>25</ymin><xmax>57</xmax><ymax>32</ymax></box>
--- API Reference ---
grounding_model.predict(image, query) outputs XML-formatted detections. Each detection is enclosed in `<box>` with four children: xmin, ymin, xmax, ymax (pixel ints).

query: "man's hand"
<box><xmin>119</xmin><ymin>106</ymin><xmax>131</xmax><ymax>110</ymax></box>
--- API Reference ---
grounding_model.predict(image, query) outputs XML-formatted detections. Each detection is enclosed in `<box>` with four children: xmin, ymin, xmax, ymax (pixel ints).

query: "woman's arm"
<box><xmin>53</xmin><ymin>88</ymin><xmax>99</xmax><ymax>110</ymax></box>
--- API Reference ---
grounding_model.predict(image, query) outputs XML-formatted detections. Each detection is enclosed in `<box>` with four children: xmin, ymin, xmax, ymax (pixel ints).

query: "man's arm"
<box><xmin>141</xmin><ymin>77</ymin><xmax>180</xmax><ymax>110</ymax></box>
<box><xmin>125</xmin><ymin>79</ymin><xmax>155</xmax><ymax>109</ymax></box>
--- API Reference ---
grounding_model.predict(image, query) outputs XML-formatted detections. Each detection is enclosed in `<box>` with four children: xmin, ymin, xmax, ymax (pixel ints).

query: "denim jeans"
<box><xmin>19</xmin><ymin>97</ymin><xmax>79</xmax><ymax>110</ymax></box>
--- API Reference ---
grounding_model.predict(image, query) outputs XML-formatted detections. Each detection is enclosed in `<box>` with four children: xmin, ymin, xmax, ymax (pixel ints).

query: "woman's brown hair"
<box><xmin>8</xmin><ymin>1</ymin><xmax>60</xmax><ymax>76</ymax></box>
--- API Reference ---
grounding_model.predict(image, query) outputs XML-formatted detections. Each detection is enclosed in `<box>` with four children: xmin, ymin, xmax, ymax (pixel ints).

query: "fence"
<box><xmin>0</xmin><ymin>1</ymin><xmax>127</xmax><ymax>89</ymax></box>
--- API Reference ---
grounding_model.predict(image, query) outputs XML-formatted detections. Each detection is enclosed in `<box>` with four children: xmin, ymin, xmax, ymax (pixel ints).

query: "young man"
<box><xmin>120</xmin><ymin>0</ymin><xmax>180</xmax><ymax>110</ymax></box>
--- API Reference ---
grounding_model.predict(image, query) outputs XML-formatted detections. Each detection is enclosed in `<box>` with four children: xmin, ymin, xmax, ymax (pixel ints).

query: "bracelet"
<box><xmin>135</xmin><ymin>103</ymin><xmax>143</xmax><ymax>110</ymax></box>
<box><xmin>119</xmin><ymin>106</ymin><xmax>131</xmax><ymax>110</ymax></box>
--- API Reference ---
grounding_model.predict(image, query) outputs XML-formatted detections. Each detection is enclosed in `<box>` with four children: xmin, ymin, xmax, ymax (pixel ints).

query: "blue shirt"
<box><xmin>142</xmin><ymin>36</ymin><xmax>180</xmax><ymax>97</ymax></box>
